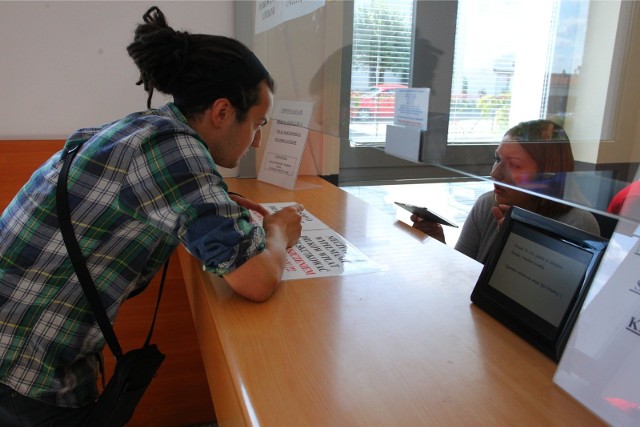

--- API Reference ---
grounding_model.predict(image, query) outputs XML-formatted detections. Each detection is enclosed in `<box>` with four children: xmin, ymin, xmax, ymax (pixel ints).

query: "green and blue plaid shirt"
<box><xmin>0</xmin><ymin>103</ymin><xmax>265</xmax><ymax>407</ymax></box>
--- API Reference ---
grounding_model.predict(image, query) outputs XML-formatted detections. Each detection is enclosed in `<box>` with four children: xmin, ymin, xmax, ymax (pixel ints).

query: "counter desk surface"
<box><xmin>177</xmin><ymin>176</ymin><xmax>604</xmax><ymax>427</ymax></box>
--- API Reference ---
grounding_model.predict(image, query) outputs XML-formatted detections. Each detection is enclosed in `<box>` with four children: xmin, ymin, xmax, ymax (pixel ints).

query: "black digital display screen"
<box><xmin>471</xmin><ymin>207</ymin><xmax>608</xmax><ymax>361</ymax></box>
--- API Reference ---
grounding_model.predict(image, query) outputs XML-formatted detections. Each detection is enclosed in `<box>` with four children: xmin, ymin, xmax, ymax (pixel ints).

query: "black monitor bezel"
<box><xmin>470</xmin><ymin>206</ymin><xmax>608</xmax><ymax>362</ymax></box>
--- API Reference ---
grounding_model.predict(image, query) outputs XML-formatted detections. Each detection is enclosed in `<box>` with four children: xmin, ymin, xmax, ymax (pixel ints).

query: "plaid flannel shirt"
<box><xmin>0</xmin><ymin>103</ymin><xmax>265</xmax><ymax>407</ymax></box>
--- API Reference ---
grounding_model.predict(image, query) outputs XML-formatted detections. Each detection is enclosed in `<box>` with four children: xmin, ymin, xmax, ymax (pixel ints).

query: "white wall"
<box><xmin>0</xmin><ymin>1</ymin><xmax>233</xmax><ymax>139</ymax></box>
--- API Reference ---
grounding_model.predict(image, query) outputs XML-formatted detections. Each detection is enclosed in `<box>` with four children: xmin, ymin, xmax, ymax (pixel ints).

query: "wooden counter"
<box><xmin>178</xmin><ymin>176</ymin><xmax>605</xmax><ymax>426</ymax></box>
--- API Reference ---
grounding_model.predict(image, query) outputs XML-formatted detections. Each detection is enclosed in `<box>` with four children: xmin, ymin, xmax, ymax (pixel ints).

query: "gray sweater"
<box><xmin>454</xmin><ymin>191</ymin><xmax>601</xmax><ymax>264</ymax></box>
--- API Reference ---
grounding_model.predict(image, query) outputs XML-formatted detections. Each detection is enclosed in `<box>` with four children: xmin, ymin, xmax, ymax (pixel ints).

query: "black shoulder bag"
<box><xmin>56</xmin><ymin>143</ymin><xmax>166</xmax><ymax>427</ymax></box>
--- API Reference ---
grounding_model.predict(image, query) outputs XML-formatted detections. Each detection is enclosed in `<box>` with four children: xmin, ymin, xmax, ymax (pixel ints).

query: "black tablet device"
<box><xmin>394</xmin><ymin>202</ymin><xmax>459</xmax><ymax>228</ymax></box>
<box><xmin>470</xmin><ymin>206</ymin><xmax>608</xmax><ymax>362</ymax></box>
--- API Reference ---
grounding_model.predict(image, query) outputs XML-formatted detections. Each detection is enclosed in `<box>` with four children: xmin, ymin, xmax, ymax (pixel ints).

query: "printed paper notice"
<box><xmin>255</xmin><ymin>1</ymin><xmax>326</xmax><ymax>34</ymax></box>
<box><xmin>258</xmin><ymin>100</ymin><xmax>313</xmax><ymax>190</ymax></box>
<box><xmin>394</xmin><ymin>88</ymin><xmax>430</xmax><ymax>130</ymax></box>
<box><xmin>252</xmin><ymin>202</ymin><xmax>328</xmax><ymax>232</ymax></box>
<box><xmin>251</xmin><ymin>203</ymin><xmax>383</xmax><ymax>280</ymax></box>
<box><xmin>285</xmin><ymin>230</ymin><xmax>382</xmax><ymax>280</ymax></box>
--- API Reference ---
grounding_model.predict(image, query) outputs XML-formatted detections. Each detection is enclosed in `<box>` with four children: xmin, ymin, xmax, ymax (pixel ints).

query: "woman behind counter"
<box><xmin>412</xmin><ymin>119</ymin><xmax>600</xmax><ymax>264</ymax></box>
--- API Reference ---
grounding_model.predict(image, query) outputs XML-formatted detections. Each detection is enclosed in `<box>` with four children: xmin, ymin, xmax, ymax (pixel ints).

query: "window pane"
<box><xmin>348</xmin><ymin>0</ymin><xmax>589</xmax><ymax>148</ymax></box>
<box><xmin>448</xmin><ymin>0</ymin><xmax>590</xmax><ymax>144</ymax></box>
<box><xmin>349</xmin><ymin>0</ymin><xmax>414</xmax><ymax>148</ymax></box>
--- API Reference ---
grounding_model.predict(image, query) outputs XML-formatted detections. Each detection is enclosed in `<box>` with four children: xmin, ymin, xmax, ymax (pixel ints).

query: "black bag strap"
<box><xmin>55</xmin><ymin>142</ymin><xmax>167</xmax><ymax>359</ymax></box>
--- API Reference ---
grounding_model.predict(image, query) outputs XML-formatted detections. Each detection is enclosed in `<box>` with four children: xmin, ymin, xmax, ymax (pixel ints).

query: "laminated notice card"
<box><xmin>258</xmin><ymin>100</ymin><xmax>313</xmax><ymax>190</ymax></box>
<box><xmin>554</xmin><ymin>225</ymin><xmax>640</xmax><ymax>426</ymax></box>
<box><xmin>251</xmin><ymin>203</ymin><xmax>383</xmax><ymax>280</ymax></box>
<box><xmin>394</xmin><ymin>88</ymin><xmax>430</xmax><ymax>130</ymax></box>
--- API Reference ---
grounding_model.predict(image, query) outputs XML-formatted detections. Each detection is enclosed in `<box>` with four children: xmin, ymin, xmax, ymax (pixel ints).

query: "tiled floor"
<box><xmin>341</xmin><ymin>179</ymin><xmax>494</xmax><ymax>246</ymax></box>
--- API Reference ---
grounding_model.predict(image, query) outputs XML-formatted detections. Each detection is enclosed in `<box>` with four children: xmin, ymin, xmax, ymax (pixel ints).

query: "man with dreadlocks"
<box><xmin>0</xmin><ymin>6</ymin><xmax>302</xmax><ymax>424</ymax></box>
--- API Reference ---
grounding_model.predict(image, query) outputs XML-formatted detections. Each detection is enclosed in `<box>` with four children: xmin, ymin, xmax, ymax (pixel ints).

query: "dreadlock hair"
<box><xmin>126</xmin><ymin>6</ymin><xmax>275</xmax><ymax>121</ymax></box>
<box><xmin>504</xmin><ymin>119</ymin><xmax>574</xmax><ymax>217</ymax></box>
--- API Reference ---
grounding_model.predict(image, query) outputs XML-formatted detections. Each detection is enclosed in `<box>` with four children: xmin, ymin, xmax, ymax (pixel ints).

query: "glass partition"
<box><xmin>236</xmin><ymin>1</ymin><xmax>640</xmax><ymax>226</ymax></box>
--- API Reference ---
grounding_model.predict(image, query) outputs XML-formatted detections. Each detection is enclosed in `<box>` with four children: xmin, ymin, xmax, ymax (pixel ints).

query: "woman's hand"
<box><xmin>491</xmin><ymin>204</ymin><xmax>511</xmax><ymax>230</ymax></box>
<box><xmin>411</xmin><ymin>213</ymin><xmax>446</xmax><ymax>243</ymax></box>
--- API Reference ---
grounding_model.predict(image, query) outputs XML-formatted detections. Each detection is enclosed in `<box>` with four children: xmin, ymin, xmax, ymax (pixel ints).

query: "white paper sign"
<box><xmin>258</xmin><ymin>100</ymin><xmax>313</xmax><ymax>190</ymax></box>
<box><xmin>284</xmin><ymin>229</ymin><xmax>382</xmax><ymax>280</ymax></box>
<box><xmin>394</xmin><ymin>88</ymin><xmax>430</xmax><ymax>130</ymax></box>
<box><xmin>255</xmin><ymin>1</ymin><xmax>325</xmax><ymax>34</ymax></box>
<box><xmin>384</xmin><ymin>124</ymin><xmax>422</xmax><ymax>163</ymax></box>
<box><xmin>251</xmin><ymin>203</ymin><xmax>383</xmax><ymax>280</ymax></box>
<box><xmin>554</xmin><ymin>228</ymin><xmax>640</xmax><ymax>426</ymax></box>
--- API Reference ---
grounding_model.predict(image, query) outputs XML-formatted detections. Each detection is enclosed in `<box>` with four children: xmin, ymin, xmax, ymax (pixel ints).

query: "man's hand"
<box><xmin>263</xmin><ymin>204</ymin><xmax>304</xmax><ymax>248</ymax></box>
<box><xmin>229</xmin><ymin>193</ymin><xmax>270</xmax><ymax>216</ymax></box>
<box><xmin>223</xmin><ymin>203</ymin><xmax>304</xmax><ymax>302</ymax></box>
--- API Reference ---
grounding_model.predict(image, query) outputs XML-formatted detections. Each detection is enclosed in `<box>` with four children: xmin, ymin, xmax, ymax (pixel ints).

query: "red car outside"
<box><xmin>351</xmin><ymin>83</ymin><xmax>408</xmax><ymax>120</ymax></box>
